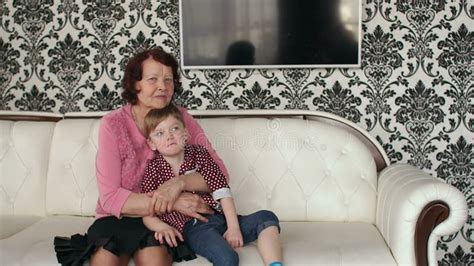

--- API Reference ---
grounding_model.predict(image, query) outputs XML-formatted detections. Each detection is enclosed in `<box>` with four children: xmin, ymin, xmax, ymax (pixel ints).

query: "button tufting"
<box><xmin>9</xmin><ymin>142</ymin><xmax>14</xmax><ymax>147</ymax></box>
<box><xmin>325</xmin><ymin>170</ymin><xmax>331</xmax><ymax>176</ymax></box>
<box><xmin>266</xmin><ymin>193</ymin><xmax>272</xmax><ymax>199</ymax></box>
<box><xmin>303</xmin><ymin>137</ymin><xmax>312</xmax><ymax>145</ymax></box>
<box><xmin>248</xmin><ymin>165</ymin><xmax>255</xmax><ymax>172</ymax></box>
<box><xmin>303</xmin><ymin>139</ymin><xmax>316</xmax><ymax>151</ymax></box>
<box><xmin>320</xmin><ymin>144</ymin><xmax>327</xmax><ymax>151</ymax></box>
<box><xmin>341</xmin><ymin>149</ymin><xmax>348</xmax><ymax>154</ymax></box>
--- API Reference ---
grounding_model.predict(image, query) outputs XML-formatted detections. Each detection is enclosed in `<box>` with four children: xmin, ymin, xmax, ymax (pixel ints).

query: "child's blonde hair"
<box><xmin>144</xmin><ymin>104</ymin><xmax>185</xmax><ymax>137</ymax></box>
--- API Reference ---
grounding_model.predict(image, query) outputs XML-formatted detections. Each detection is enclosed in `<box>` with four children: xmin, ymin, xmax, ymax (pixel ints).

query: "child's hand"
<box><xmin>154</xmin><ymin>223</ymin><xmax>184</xmax><ymax>247</ymax></box>
<box><xmin>223</xmin><ymin>227</ymin><xmax>243</xmax><ymax>248</ymax></box>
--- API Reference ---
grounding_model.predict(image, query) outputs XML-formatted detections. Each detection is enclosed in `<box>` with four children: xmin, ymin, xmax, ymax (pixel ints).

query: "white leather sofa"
<box><xmin>0</xmin><ymin>110</ymin><xmax>468</xmax><ymax>266</ymax></box>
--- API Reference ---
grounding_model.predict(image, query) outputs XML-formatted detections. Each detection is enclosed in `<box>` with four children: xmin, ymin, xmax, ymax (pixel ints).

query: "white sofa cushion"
<box><xmin>0</xmin><ymin>215</ymin><xmax>42</xmax><ymax>239</ymax></box>
<box><xmin>0</xmin><ymin>217</ymin><xmax>396</xmax><ymax>266</ymax></box>
<box><xmin>197</xmin><ymin>117</ymin><xmax>377</xmax><ymax>223</ymax></box>
<box><xmin>0</xmin><ymin>121</ymin><xmax>56</xmax><ymax>216</ymax></box>
<box><xmin>274</xmin><ymin>222</ymin><xmax>396</xmax><ymax>266</ymax></box>
<box><xmin>0</xmin><ymin>216</ymin><xmax>94</xmax><ymax>266</ymax></box>
<box><xmin>46</xmin><ymin>119</ymin><xmax>100</xmax><ymax>216</ymax></box>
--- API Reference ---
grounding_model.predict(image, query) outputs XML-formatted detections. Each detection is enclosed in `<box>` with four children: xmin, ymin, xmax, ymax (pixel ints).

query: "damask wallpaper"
<box><xmin>0</xmin><ymin>0</ymin><xmax>472</xmax><ymax>264</ymax></box>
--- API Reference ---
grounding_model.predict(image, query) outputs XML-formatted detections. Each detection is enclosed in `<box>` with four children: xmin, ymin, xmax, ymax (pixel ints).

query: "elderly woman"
<box><xmin>86</xmin><ymin>48</ymin><xmax>228</xmax><ymax>265</ymax></box>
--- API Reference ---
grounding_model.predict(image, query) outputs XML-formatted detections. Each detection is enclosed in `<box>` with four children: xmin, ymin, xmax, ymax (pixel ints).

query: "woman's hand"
<box><xmin>153</xmin><ymin>223</ymin><xmax>184</xmax><ymax>247</ymax></box>
<box><xmin>223</xmin><ymin>226</ymin><xmax>243</xmax><ymax>248</ymax></box>
<box><xmin>173</xmin><ymin>192</ymin><xmax>214</xmax><ymax>222</ymax></box>
<box><xmin>147</xmin><ymin>177</ymin><xmax>185</xmax><ymax>215</ymax></box>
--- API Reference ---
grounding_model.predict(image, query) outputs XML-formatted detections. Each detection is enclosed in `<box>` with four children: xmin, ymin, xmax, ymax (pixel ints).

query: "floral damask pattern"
<box><xmin>0</xmin><ymin>0</ymin><xmax>7</xmax><ymax>20</ymax></box>
<box><xmin>393</xmin><ymin>0</ymin><xmax>450</xmax><ymax>77</ymax></box>
<box><xmin>269</xmin><ymin>69</ymin><xmax>317</xmax><ymax>110</ymax></box>
<box><xmin>84</xmin><ymin>84</ymin><xmax>124</xmax><ymax>111</ymax></box>
<box><xmin>395</xmin><ymin>80</ymin><xmax>445</xmax><ymax>124</ymax></box>
<box><xmin>12</xmin><ymin>0</ymin><xmax>56</xmax><ymax>82</ymax></box>
<box><xmin>0</xmin><ymin>39</ymin><xmax>20</xmax><ymax>90</ymax></box>
<box><xmin>438</xmin><ymin>24</ymin><xmax>473</xmax><ymax>68</ymax></box>
<box><xmin>15</xmin><ymin>84</ymin><xmax>55</xmax><ymax>111</ymax></box>
<box><xmin>153</xmin><ymin>0</ymin><xmax>179</xmax><ymax>55</ymax></box>
<box><xmin>82</xmin><ymin>0</ymin><xmax>126</xmax><ymax>81</ymax></box>
<box><xmin>234</xmin><ymin>82</ymin><xmax>280</xmax><ymax>109</ymax></box>
<box><xmin>313</xmin><ymin>81</ymin><xmax>362</xmax><ymax>123</ymax></box>
<box><xmin>393</xmin><ymin>80</ymin><xmax>448</xmax><ymax>170</ymax></box>
<box><xmin>357</xmin><ymin>25</ymin><xmax>403</xmax><ymax>131</ymax></box>
<box><xmin>55</xmin><ymin>0</ymin><xmax>82</xmax><ymax>31</ymax></box>
<box><xmin>172</xmin><ymin>88</ymin><xmax>202</xmax><ymax>110</ymax></box>
<box><xmin>190</xmin><ymin>70</ymin><xmax>236</xmax><ymax>110</ymax></box>
<box><xmin>395</xmin><ymin>0</ymin><xmax>445</xmax><ymax>13</ymax></box>
<box><xmin>436</xmin><ymin>24</ymin><xmax>474</xmax><ymax>132</ymax></box>
<box><xmin>48</xmin><ymin>34</ymin><xmax>90</xmax><ymax>89</ymax></box>
<box><xmin>118</xmin><ymin>31</ymin><xmax>158</xmax><ymax>71</ymax></box>
<box><xmin>362</xmin><ymin>25</ymin><xmax>404</xmax><ymax>68</ymax></box>
<box><xmin>126</xmin><ymin>0</ymin><xmax>153</xmax><ymax>28</ymax></box>
<box><xmin>47</xmin><ymin>33</ymin><xmax>91</xmax><ymax>113</ymax></box>
<box><xmin>12</xmin><ymin>0</ymin><xmax>54</xmax><ymax>24</ymax></box>
<box><xmin>436</xmin><ymin>136</ymin><xmax>473</xmax><ymax>193</ymax></box>
<box><xmin>0</xmin><ymin>37</ymin><xmax>20</xmax><ymax>110</ymax></box>
<box><xmin>439</xmin><ymin>245</ymin><xmax>474</xmax><ymax>266</ymax></box>
<box><xmin>0</xmin><ymin>1</ymin><xmax>472</xmax><ymax>262</ymax></box>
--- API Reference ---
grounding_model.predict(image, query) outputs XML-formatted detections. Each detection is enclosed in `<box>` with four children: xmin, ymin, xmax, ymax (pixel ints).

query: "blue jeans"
<box><xmin>183</xmin><ymin>210</ymin><xmax>280</xmax><ymax>266</ymax></box>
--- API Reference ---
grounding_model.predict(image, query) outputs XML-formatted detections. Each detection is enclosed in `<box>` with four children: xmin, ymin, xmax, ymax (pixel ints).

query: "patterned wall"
<box><xmin>0</xmin><ymin>0</ymin><xmax>472</xmax><ymax>264</ymax></box>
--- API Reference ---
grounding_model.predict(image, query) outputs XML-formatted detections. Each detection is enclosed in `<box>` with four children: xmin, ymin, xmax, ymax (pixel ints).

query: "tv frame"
<box><xmin>178</xmin><ymin>0</ymin><xmax>362</xmax><ymax>70</ymax></box>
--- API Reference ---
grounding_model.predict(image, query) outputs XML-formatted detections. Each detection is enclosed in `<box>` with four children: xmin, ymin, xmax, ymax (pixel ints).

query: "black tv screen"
<box><xmin>179</xmin><ymin>0</ymin><xmax>361</xmax><ymax>69</ymax></box>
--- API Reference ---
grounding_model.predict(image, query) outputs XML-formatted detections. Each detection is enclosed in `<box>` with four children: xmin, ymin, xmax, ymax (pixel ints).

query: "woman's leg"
<box><xmin>134</xmin><ymin>246</ymin><xmax>173</xmax><ymax>266</ymax></box>
<box><xmin>90</xmin><ymin>247</ymin><xmax>130</xmax><ymax>266</ymax></box>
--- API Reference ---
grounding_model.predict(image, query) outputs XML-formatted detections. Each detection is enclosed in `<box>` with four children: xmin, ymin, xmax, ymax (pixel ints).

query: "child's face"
<box><xmin>147</xmin><ymin>115</ymin><xmax>187</xmax><ymax>156</ymax></box>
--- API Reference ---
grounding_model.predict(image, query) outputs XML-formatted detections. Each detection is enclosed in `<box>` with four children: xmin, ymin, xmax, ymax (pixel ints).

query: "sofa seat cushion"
<box><xmin>273</xmin><ymin>222</ymin><xmax>396</xmax><ymax>265</ymax></box>
<box><xmin>179</xmin><ymin>222</ymin><xmax>396</xmax><ymax>265</ymax></box>
<box><xmin>0</xmin><ymin>216</ymin><xmax>94</xmax><ymax>265</ymax></box>
<box><xmin>1</xmin><ymin>217</ymin><xmax>396</xmax><ymax>265</ymax></box>
<box><xmin>0</xmin><ymin>215</ymin><xmax>43</xmax><ymax>239</ymax></box>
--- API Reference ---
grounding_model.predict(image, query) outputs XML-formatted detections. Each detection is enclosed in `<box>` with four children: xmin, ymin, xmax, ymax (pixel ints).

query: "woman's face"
<box><xmin>135</xmin><ymin>57</ymin><xmax>174</xmax><ymax>110</ymax></box>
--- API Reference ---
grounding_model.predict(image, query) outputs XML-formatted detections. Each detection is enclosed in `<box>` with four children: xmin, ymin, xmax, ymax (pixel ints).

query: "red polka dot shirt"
<box><xmin>141</xmin><ymin>144</ymin><xmax>231</xmax><ymax>232</ymax></box>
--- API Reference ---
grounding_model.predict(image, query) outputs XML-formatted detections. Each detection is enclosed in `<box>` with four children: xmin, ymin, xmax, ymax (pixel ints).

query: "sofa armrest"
<box><xmin>376</xmin><ymin>164</ymin><xmax>467</xmax><ymax>266</ymax></box>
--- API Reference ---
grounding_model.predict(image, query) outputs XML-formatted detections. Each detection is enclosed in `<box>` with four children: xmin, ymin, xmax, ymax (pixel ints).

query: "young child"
<box><xmin>141</xmin><ymin>104</ymin><xmax>283</xmax><ymax>266</ymax></box>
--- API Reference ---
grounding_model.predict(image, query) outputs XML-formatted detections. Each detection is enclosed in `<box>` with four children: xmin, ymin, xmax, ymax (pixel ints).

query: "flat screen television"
<box><xmin>179</xmin><ymin>0</ymin><xmax>361</xmax><ymax>69</ymax></box>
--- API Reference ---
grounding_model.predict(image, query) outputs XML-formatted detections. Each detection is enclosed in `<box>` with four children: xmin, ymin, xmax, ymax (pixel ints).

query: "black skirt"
<box><xmin>54</xmin><ymin>216</ymin><xmax>196</xmax><ymax>265</ymax></box>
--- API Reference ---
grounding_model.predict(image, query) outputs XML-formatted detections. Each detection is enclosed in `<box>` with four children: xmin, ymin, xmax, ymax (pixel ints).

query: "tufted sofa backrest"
<box><xmin>0</xmin><ymin>120</ymin><xmax>56</xmax><ymax>216</ymax></box>
<box><xmin>1</xmin><ymin>111</ymin><xmax>385</xmax><ymax>223</ymax></box>
<box><xmin>196</xmin><ymin>117</ymin><xmax>378</xmax><ymax>223</ymax></box>
<box><xmin>45</xmin><ymin>119</ymin><xmax>101</xmax><ymax>216</ymax></box>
